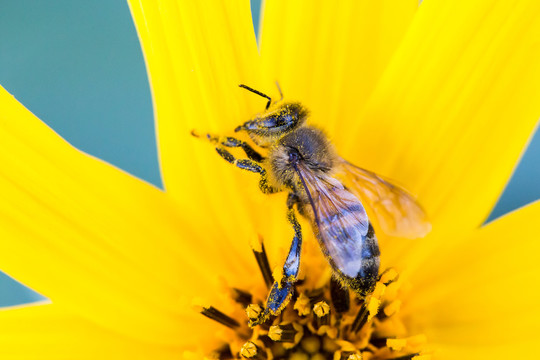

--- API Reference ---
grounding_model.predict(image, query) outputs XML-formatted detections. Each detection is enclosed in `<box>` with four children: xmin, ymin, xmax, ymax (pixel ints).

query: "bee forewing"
<box><xmin>296</xmin><ymin>165</ymin><xmax>375</xmax><ymax>278</ymax></box>
<box><xmin>337</xmin><ymin>160</ymin><xmax>431</xmax><ymax>239</ymax></box>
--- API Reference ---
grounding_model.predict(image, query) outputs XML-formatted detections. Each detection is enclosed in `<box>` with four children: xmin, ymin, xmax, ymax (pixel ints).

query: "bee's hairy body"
<box><xmin>196</xmin><ymin>85</ymin><xmax>429</xmax><ymax>326</ymax></box>
<box><xmin>267</xmin><ymin>125</ymin><xmax>380</xmax><ymax>297</ymax></box>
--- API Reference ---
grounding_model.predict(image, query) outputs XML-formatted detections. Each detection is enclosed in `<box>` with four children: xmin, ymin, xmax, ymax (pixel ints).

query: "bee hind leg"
<box><xmin>249</xmin><ymin>200</ymin><xmax>303</xmax><ymax>327</ymax></box>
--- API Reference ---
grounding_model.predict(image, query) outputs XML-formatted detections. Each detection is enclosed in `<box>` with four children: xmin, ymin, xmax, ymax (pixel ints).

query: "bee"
<box><xmin>195</xmin><ymin>85</ymin><xmax>431</xmax><ymax>326</ymax></box>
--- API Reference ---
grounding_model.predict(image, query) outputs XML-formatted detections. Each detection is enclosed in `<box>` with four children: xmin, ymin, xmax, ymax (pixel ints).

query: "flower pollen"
<box><xmin>197</xmin><ymin>239</ymin><xmax>431</xmax><ymax>359</ymax></box>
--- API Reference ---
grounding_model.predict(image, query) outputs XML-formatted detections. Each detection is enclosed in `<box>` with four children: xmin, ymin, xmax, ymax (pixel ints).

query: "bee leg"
<box><xmin>249</xmin><ymin>203</ymin><xmax>303</xmax><ymax>327</ymax></box>
<box><xmin>214</xmin><ymin>147</ymin><xmax>279</xmax><ymax>194</ymax></box>
<box><xmin>191</xmin><ymin>131</ymin><xmax>264</xmax><ymax>162</ymax></box>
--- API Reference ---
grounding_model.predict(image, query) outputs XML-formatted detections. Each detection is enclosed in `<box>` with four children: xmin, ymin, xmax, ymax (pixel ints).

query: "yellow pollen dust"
<box><xmin>202</xmin><ymin>262</ymin><xmax>431</xmax><ymax>360</ymax></box>
<box><xmin>313</xmin><ymin>301</ymin><xmax>330</xmax><ymax>317</ymax></box>
<box><xmin>294</xmin><ymin>292</ymin><xmax>312</xmax><ymax>316</ymax></box>
<box><xmin>246</xmin><ymin>304</ymin><xmax>263</xmax><ymax>320</ymax></box>
<box><xmin>240</xmin><ymin>341</ymin><xmax>258</xmax><ymax>358</ymax></box>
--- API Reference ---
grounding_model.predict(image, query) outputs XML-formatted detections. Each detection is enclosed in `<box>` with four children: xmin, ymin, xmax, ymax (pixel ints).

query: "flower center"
<box><xmin>196</xmin><ymin>240</ymin><xmax>431</xmax><ymax>360</ymax></box>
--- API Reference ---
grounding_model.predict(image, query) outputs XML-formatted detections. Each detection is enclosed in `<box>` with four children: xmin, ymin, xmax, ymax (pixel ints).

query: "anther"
<box><xmin>194</xmin><ymin>304</ymin><xmax>240</xmax><ymax>329</ymax></box>
<box><xmin>330</xmin><ymin>277</ymin><xmax>350</xmax><ymax>313</ymax></box>
<box><xmin>240</xmin><ymin>341</ymin><xmax>267</xmax><ymax>359</ymax></box>
<box><xmin>313</xmin><ymin>301</ymin><xmax>330</xmax><ymax>328</ymax></box>
<box><xmin>251</xmin><ymin>235</ymin><xmax>273</xmax><ymax>288</ymax></box>
<box><xmin>338</xmin><ymin>351</ymin><xmax>361</xmax><ymax>360</ymax></box>
<box><xmin>245</xmin><ymin>304</ymin><xmax>263</xmax><ymax>322</ymax></box>
<box><xmin>269</xmin><ymin>323</ymin><xmax>298</xmax><ymax>342</ymax></box>
<box><xmin>294</xmin><ymin>292</ymin><xmax>311</xmax><ymax>316</ymax></box>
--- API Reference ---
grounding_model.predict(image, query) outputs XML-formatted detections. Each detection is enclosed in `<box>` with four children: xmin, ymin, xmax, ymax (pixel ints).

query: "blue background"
<box><xmin>0</xmin><ymin>1</ymin><xmax>538</xmax><ymax>307</ymax></box>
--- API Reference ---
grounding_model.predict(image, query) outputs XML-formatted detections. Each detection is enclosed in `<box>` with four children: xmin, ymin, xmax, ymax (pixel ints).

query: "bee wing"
<box><xmin>338</xmin><ymin>160</ymin><xmax>431</xmax><ymax>239</ymax></box>
<box><xmin>295</xmin><ymin>164</ymin><xmax>375</xmax><ymax>278</ymax></box>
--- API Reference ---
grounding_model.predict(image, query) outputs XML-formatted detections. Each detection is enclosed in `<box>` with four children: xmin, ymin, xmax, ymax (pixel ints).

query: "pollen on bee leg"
<box><xmin>371</xmin><ymin>282</ymin><xmax>387</xmax><ymax>300</ymax></box>
<box><xmin>250</xmin><ymin>235</ymin><xmax>273</xmax><ymax>289</ymax></box>
<box><xmin>366</xmin><ymin>297</ymin><xmax>382</xmax><ymax>322</ymax></box>
<box><xmin>272</xmin><ymin>266</ymin><xmax>285</xmax><ymax>286</ymax></box>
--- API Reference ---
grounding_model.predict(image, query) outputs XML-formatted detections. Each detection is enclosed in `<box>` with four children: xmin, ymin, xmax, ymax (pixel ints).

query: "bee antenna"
<box><xmin>275</xmin><ymin>81</ymin><xmax>283</xmax><ymax>102</ymax></box>
<box><xmin>239</xmin><ymin>84</ymin><xmax>272</xmax><ymax>110</ymax></box>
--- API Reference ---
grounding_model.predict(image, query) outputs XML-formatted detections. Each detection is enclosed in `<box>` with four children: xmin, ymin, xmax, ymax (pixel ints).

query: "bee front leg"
<box><xmin>192</xmin><ymin>131</ymin><xmax>264</xmax><ymax>162</ymax></box>
<box><xmin>249</xmin><ymin>197</ymin><xmax>303</xmax><ymax>327</ymax></box>
<box><xmin>213</xmin><ymin>147</ymin><xmax>279</xmax><ymax>194</ymax></box>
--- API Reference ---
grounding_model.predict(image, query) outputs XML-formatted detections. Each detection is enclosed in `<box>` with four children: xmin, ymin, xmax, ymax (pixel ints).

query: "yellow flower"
<box><xmin>1</xmin><ymin>0</ymin><xmax>540</xmax><ymax>359</ymax></box>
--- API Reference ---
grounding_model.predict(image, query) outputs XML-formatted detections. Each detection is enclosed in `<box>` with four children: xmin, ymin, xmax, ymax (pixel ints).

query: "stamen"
<box><xmin>193</xmin><ymin>302</ymin><xmax>240</xmax><ymax>329</ymax></box>
<box><xmin>294</xmin><ymin>292</ymin><xmax>312</xmax><ymax>316</ymax></box>
<box><xmin>251</xmin><ymin>235</ymin><xmax>273</xmax><ymax>288</ymax></box>
<box><xmin>330</xmin><ymin>277</ymin><xmax>350</xmax><ymax>313</ymax></box>
<box><xmin>208</xmin><ymin>344</ymin><xmax>233</xmax><ymax>359</ymax></box>
<box><xmin>269</xmin><ymin>323</ymin><xmax>298</xmax><ymax>342</ymax></box>
<box><xmin>246</xmin><ymin>304</ymin><xmax>263</xmax><ymax>322</ymax></box>
<box><xmin>199</xmin><ymin>261</ymin><xmax>427</xmax><ymax>360</ymax></box>
<box><xmin>240</xmin><ymin>341</ymin><xmax>267</xmax><ymax>359</ymax></box>
<box><xmin>230</xmin><ymin>287</ymin><xmax>253</xmax><ymax>307</ymax></box>
<box><xmin>313</xmin><ymin>301</ymin><xmax>330</xmax><ymax>328</ymax></box>
<box><xmin>338</xmin><ymin>351</ymin><xmax>362</xmax><ymax>360</ymax></box>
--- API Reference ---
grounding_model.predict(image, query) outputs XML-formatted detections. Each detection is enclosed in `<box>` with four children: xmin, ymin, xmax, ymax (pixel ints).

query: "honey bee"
<box><xmin>195</xmin><ymin>85</ymin><xmax>431</xmax><ymax>326</ymax></box>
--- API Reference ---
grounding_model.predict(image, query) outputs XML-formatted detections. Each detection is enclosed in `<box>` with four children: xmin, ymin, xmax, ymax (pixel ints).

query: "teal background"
<box><xmin>0</xmin><ymin>1</ymin><xmax>537</xmax><ymax>307</ymax></box>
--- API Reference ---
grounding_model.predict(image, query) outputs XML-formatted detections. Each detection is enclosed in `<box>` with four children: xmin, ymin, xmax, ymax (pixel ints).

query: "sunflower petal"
<box><xmin>0</xmin><ymin>86</ymin><xmax>247</xmax><ymax>344</ymax></box>
<box><xmin>340</xmin><ymin>0</ymin><xmax>540</xmax><ymax>234</ymax></box>
<box><xmin>259</xmin><ymin>0</ymin><xmax>419</xmax><ymax>137</ymax></box>
<box><xmin>0</xmin><ymin>303</ymin><xmax>182</xmax><ymax>359</ymax></box>
<box><xmin>128</xmin><ymin>0</ymin><xmax>299</xmax><ymax>260</ymax></box>
<box><xmin>404</xmin><ymin>201</ymin><xmax>540</xmax><ymax>358</ymax></box>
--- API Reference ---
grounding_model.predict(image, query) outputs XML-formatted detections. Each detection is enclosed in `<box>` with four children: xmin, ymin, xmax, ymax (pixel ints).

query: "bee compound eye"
<box><xmin>288</xmin><ymin>149</ymin><xmax>300</xmax><ymax>164</ymax></box>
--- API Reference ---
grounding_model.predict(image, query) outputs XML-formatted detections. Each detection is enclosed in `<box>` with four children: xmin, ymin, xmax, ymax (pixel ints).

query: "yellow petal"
<box><xmin>340</xmin><ymin>0</ymin><xmax>540</xmax><ymax>234</ymax></box>
<box><xmin>128</xmin><ymin>0</ymin><xmax>295</xmax><ymax>260</ymax></box>
<box><xmin>259</xmin><ymin>0</ymin><xmax>418</xmax><ymax>137</ymax></box>
<box><xmin>0</xmin><ymin>86</ymin><xmax>247</xmax><ymax>345</ymax></box>
<box><xmin>0</xmin><ymin>303</ymin><xmax>180</xmax><ymax>359</ymax></box>
<box><xmin>404</xmin><ymin>201</ymin><xmax>540</xmax><ymax>358</ymax></box>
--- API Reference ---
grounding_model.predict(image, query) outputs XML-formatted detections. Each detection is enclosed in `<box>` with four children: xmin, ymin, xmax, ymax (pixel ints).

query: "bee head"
<box><xmin>235</xmin><ymin>102</ymin><xmax>309</xmax><ymax>141</ymax></box>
